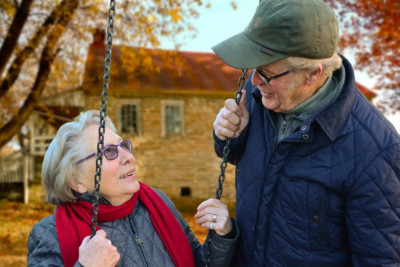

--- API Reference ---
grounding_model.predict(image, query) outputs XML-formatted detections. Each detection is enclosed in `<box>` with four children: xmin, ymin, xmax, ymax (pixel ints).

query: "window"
<box><xmin>121</xmin><ymin>105</ymin><xmax>138</xmax><ymax>134</ymax></box>
<box><xmin>115</xmin><ymin>99</ymin><xmax>142</xmax><ymax>135</ymax></box>
<box><xmin>161</xmin><ymin>100</ymin><xmax>184</xmax><ymax>136</ymax></box>
<box><xmin>165</xmin><ymin>105</ymin><xmax>181</xmax><ymax>133</ymax></box>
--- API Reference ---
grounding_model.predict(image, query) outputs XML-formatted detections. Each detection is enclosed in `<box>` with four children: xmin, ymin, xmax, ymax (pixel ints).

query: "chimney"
<box><xmin>93</xmin><ymin>29</ymin><xmax>105</xmax><ymax>47</ymax></box>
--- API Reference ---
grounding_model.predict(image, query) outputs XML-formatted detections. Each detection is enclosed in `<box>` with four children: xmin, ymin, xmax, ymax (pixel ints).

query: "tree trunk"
<box><xmin>0</xmin><ymin>0</ymin><xmax>79</xmax><ymax>148</ymax></box>
<box><xmin>0</xmin><ymin>0</ymin><xmax>34</xmax><ymax>76</ymax></box>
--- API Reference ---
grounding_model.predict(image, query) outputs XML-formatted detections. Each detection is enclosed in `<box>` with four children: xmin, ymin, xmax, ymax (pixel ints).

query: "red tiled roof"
<box><xmin>83</xmin><ymin>45</ymin><xmax>246</xmax><ymax>97</ymax></box>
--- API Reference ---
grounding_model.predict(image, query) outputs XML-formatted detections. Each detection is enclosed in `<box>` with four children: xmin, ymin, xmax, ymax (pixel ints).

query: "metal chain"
<box><xmin>215</xmin><ymin>69</ymin><xmax>248</xmax><ymax>200</ymax></box>
<box><xmin>206</xmin><ymin>68</ymin><xmax>248</xmax><ymax>266</ymax></box>
<box><xmin>90</xmin><ymin>0</ymin><xmax>116</xmax><ymax>238</ymax></box>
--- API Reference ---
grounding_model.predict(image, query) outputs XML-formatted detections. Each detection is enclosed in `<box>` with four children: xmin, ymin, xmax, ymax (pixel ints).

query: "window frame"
<box><xmin>161</xmin><ymin>100</ymin><xmax>185</xmax><ymax>137</ymax></box>
<box><xmin>115</xmin><ymin>99</ymin><xmax>142</xmax><ymax>136</ymax></box>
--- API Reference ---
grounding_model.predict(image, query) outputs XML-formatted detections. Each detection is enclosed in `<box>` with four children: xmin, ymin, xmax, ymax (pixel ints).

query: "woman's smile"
<box><xmin>120</xmin><ymin>169</ymin><xmax>136</xmax><ymax>180</ymax></box>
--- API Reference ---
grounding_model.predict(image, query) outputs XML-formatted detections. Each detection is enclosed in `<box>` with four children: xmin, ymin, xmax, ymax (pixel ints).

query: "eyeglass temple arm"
<box><xmin>76</xmin><ymin>153</ymin><xmax>96</xmax><ymax>165</ymax></box>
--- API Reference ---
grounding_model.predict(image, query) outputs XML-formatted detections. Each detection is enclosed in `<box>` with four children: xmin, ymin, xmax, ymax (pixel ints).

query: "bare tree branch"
<box><xmin>0</xmin><ymin>0</ymin><xmax>75</xmax><ymax>98</ymax></box>
<box><xmin>0</xmin><ymin>0</ymin><xmax>34</xmax><ymax>76</ymax></box>
<box><xmin>0</xmin><ymin>0</ymin><xmax>79</xmax><ymax>148</ymax></box>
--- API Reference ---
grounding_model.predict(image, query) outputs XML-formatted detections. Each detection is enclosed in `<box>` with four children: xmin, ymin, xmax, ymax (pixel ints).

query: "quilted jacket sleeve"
<box><xmin>347</xmin><ymin>144</ymin><xmax>400</xmax><ymax>266</ymax></box>
<box><xmin>213</xmin><ymin>127</ymin><xmax>249</xmax><ymax>166</ymax></box>
<box><xmin>27</xmin><ymin>215</ymin><xmax>82</xmax><ymax>267</ymax></box>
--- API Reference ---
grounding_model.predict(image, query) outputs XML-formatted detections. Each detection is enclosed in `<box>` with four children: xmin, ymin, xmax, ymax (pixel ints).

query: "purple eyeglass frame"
<box><xmin>76</xmin><ymin>139</ymin><xmax>133</xmax><ymax>165</ymax></box>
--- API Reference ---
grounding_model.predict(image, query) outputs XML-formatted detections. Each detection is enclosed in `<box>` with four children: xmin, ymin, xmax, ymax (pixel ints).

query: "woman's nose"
<box><xmin>120</xmin><ymin>148</ymin><xmax>135</xmax><ymax>165</ymax></box>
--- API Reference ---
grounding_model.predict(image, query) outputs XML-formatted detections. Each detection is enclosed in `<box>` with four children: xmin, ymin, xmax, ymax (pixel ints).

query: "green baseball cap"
<box><xmin>212</xmin><ymin>0</ymin><xmax>339</xmax><ymax>69</ymax></box>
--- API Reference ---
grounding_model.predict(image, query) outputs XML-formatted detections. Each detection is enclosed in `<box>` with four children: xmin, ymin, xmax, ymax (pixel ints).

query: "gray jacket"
<box><xmin>27</xmin><ymin>189</ymin><xmax>239</xmax><ymax>266</ymax></box>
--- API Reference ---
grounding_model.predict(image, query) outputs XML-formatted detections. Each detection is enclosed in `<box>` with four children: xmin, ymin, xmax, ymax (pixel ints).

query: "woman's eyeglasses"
<box><xmin>76</xmin><ymin>139</ymin><xmax>133</xmax><ymax>165</ymax></box>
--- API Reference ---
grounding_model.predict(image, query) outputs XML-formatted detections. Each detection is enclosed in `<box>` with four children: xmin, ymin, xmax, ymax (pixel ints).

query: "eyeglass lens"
<box><xmin>103</xmin><ymin>140</ymin><xmax>133</xmax><ymax>160</ymax></box>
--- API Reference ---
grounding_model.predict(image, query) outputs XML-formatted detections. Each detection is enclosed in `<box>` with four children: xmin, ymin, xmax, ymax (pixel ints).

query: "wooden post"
<box><xmin>23</xmin><ymin>153</ymin><xmax>29</xmax><ymax>204</ymax></box>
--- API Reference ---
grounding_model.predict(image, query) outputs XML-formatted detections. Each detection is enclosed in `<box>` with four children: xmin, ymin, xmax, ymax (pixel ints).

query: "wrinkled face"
<box><xmin>251</xmin><ymin>60</ymin><xmax>313</xmax><ymax>112</ymax></box>
<box><xmin>80</xmin><ymin>125</ymin><xmax>140</xmax><ymax>206</ymax></box>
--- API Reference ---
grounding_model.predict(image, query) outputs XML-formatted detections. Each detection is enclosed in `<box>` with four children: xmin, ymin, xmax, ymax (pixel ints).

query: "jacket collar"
<box><xmin>314</xmin><ymin>55</ymin><xmax>357</xmax><ymax>141</ymax></box>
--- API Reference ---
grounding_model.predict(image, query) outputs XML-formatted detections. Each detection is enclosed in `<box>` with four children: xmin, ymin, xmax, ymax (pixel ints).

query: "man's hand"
<box><xmin>213</xmin><ymin>90</ymin><xmax>249</xmax><ymax>140</ymax></box>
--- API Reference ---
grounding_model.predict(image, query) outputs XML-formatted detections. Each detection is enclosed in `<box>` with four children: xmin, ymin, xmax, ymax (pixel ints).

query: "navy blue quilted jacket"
<box><xmin>214</xmin><ymin>56</ymin><xmax>400</xmax><ymax>266</ymax></box>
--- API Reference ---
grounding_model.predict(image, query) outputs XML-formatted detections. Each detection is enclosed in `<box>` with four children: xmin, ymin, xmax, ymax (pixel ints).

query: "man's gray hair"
<box><xmin>284</xmin><ymin>53</ymin><xmax>342</xmax><ymax>77</ymax></box>
<box><xmin>42</xmin><ymin>110</ymin><xmax>116</xmax><ymax>205</ymax></box>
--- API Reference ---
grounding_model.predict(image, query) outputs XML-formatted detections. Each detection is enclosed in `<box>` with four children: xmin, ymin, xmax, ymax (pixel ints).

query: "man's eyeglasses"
<box><xmin>76</xmin><ymin>139</ymin><xmax>133</xmax><ymax>165</ymax></box>
<box><xmin>255</xmin><ymin>68</ymin><xmax>293</xmax><ymax>85</ymax></box>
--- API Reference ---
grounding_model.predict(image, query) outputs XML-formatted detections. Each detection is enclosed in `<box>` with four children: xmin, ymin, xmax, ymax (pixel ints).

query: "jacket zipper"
<box><xmin>263</xmin><ymin>139</ymin><xmax>298</xmax><ymax>266</ymax></box>
<box><xmin>128</xmin><ymin>215</ymin><xmax>151</xmax><ymax>266</ymax></box>
<box><xmin>263</xmin><ymin>112</ymin><xmax>293</xmax><ymax>266</ymax></box>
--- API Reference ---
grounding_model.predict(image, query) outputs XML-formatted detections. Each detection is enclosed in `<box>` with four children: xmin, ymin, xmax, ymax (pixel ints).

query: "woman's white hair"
<box><xmin>284</xmin><ymin>53</ymin><xmax>342</xmax><ymax>77</ymax></box>
<box><xmin>42</xmin><ymin>110</ymin><xmax>116</xmax><ymax>205</ymax></box>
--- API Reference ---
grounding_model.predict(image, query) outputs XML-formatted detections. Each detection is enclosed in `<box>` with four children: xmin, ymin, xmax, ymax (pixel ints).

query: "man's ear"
<box><xmin>70</xmin><ymin>179</ymin><xmax>87</xmax><ymax>194</ymax></box>
<box><xmin>306</xmin><ymin>64</ymin><xmax>323</xmax><ymax>86</ymax></box>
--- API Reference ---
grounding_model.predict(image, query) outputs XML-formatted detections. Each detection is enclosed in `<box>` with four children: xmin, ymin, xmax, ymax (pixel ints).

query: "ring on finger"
<box><xmin>210</xmin><ymin>221</ymin><xmax>214</xmax><ymax>230</ymax></box>
<box><xmin>212</xmin><ymin>214</ymin><xmax>217</xmax><ymax>222</ymax></box>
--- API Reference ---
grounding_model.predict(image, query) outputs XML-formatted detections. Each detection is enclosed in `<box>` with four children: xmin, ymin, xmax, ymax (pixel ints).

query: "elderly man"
<box><xmin>212</xmin><ymin>0</ymin><xmax>400</xmax><ymax>266</ymax></box>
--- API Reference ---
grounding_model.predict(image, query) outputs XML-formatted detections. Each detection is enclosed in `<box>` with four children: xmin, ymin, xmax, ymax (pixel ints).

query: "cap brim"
<box><xmin>212</xmin><ymin>32</ymin><xmax>288</xmax><ymax>69</ymax></box>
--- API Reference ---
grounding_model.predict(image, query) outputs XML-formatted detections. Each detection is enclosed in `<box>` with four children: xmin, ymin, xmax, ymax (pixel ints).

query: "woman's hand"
<box><xmin>194</xmin><ymin>198</ymin><xmax>232</xmax><ymax>236</ymax></box>
<box><xmin>78</xmin><ymin>230</ymin><xmax>120</xmax><ymax>267</ymax></box>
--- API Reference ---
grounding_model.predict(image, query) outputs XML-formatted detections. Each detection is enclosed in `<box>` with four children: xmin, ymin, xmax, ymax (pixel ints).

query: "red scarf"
<box><xmin>56</xmin><ymin>182</ymin><xmax>195</xmax><ymax>267</ymax></box>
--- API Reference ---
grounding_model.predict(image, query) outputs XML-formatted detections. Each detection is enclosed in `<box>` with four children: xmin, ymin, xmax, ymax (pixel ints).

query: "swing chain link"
<box><xmin>91</xmin><ymin>0</ymin><xmax>116</xmax><ymax>238</ymax></box>
<box><xmin>206</xmin><ymin>69</ymin><xmax>248</xmax><ymax>267</ymax></box>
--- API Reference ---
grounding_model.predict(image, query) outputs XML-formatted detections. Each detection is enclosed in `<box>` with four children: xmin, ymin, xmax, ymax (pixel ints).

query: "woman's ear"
<box><xmin>70</xmin><ymin>179</ymin><xmax>87</xmax><ymax>194</ymax></box>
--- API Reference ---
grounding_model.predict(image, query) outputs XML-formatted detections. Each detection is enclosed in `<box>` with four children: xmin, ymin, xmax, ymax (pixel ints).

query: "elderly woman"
<box><xmin>27</xmin><ymin>110</ymin><xmax>238</xmax><ymax>267</ymax></box>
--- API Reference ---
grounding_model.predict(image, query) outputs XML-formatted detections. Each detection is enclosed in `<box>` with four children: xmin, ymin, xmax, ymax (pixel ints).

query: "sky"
<box><xmin>161</xmin><ymin>1</ymin><xmax>254</xmax><ymax>52</ymax></box>
<box><xmin>160</xmin><ymin>1</ymin><xmax>400</xmax><ymax>132</ymax></box>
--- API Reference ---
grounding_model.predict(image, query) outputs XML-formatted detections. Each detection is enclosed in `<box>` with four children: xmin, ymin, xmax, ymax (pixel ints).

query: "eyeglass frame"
<box><xmin>75</xmin><ymin>139</ymin><xmax>133</xmax><ymax>165</ymax></box>
<box><xmin>254</xmin><ymin>68</ymin><xmax>294</xmax><ymax>85</ymax></box>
